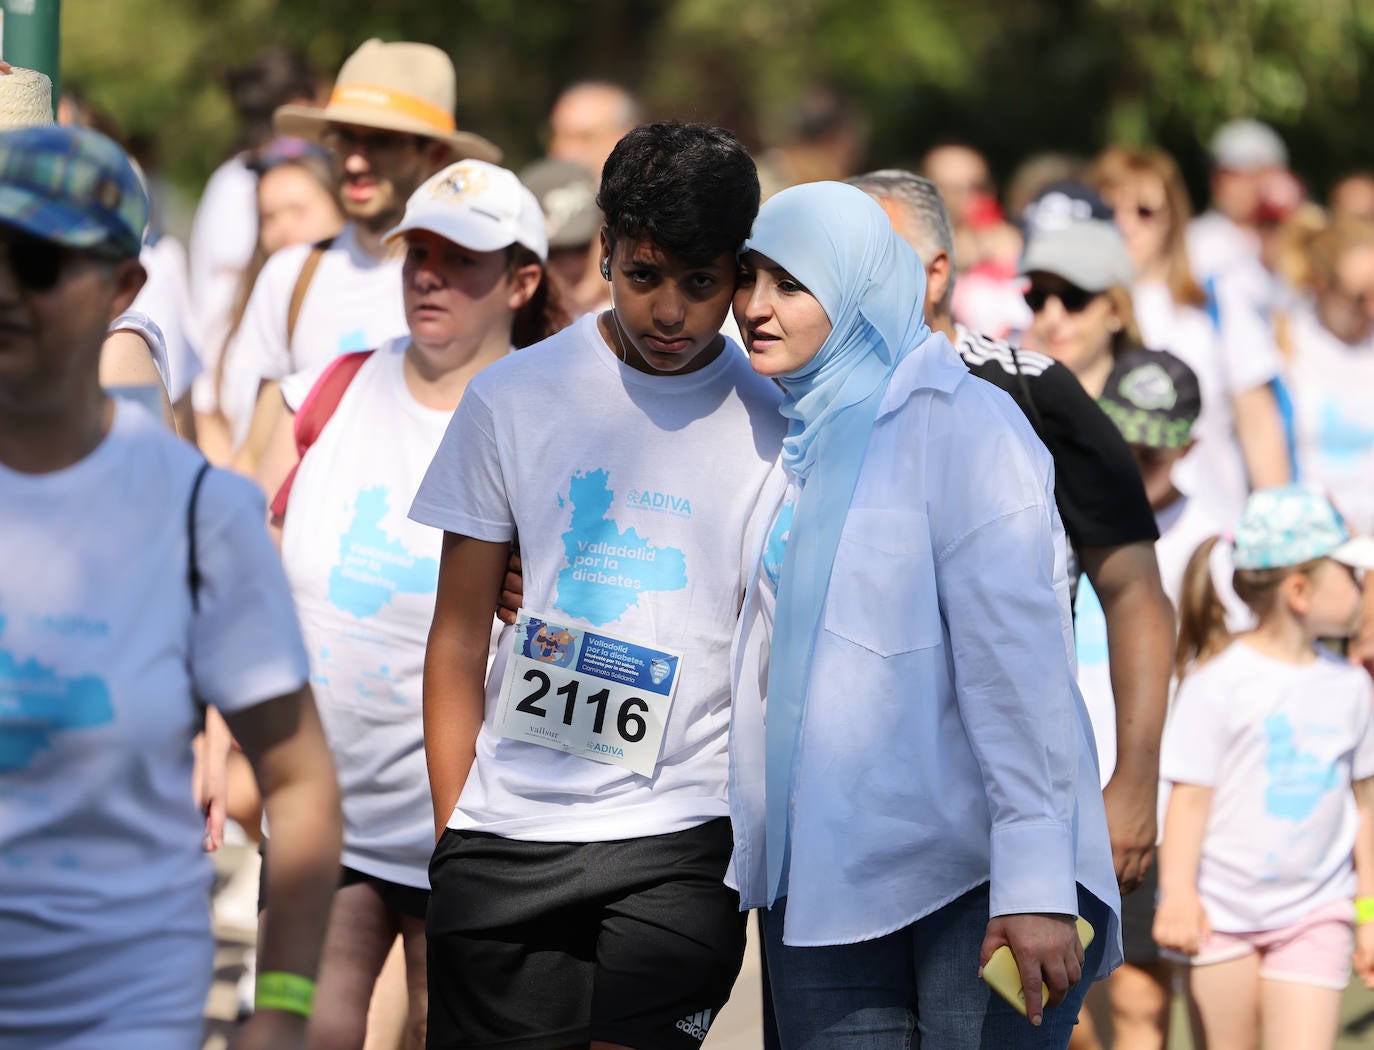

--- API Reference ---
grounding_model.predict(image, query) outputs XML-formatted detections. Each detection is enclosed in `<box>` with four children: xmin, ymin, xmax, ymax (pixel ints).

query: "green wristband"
<box><xmin>256</xmin><ymin>970</ymin><xmax>315</xmax><ymax>1017</ymax></box>
<box><xmin>1357</xmin><ymin>897</ymin><xmax>1374</xmax><ymax>926</ymax></box>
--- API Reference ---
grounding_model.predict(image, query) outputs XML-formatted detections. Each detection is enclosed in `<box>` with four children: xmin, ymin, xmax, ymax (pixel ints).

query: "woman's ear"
<box><xmin>507</xmin><ymin>263</ymin><xmax>544</xmax><ymax>311</ymax></box>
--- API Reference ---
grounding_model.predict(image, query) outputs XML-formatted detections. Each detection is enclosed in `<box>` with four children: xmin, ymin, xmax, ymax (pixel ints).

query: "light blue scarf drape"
<box><xmin>743</xmin><ymin>182</ymin><xmax>933</xmax><ymax>905</ymax></box>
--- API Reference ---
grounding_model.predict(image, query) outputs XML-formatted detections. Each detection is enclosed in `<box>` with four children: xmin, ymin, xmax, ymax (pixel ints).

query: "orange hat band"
<box><xmin>327</xmin><ymin>83</ymin><xmax>456</xmax><ymax>134</ymax></box>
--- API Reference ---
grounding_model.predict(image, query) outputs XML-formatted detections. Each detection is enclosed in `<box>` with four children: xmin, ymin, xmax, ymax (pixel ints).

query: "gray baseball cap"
<box><xmin>1209</xmin><ymin>119</ymin><xmax>1287</xmax><ymax>172</ymax></box>
<box><xmin>521</xmin><ymin>158</ymin><xmax>600</xmax><ymax>250</ymax></box>
<box><xmin>1019</xmin><ymin>219</ymin><xmax>1134</xmax><ymax>292</ymax></box>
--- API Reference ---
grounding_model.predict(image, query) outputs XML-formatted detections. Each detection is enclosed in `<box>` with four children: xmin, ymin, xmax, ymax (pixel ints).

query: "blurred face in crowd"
<box><xmin>0</xmin><ymin>224</ymin><xmax>144</xmax><ymax>416</ymax></box>
<box><xmin>401</xmin><ymin>230</ymin><xmax>539</xmax><ymax>363</ymax></box>
<box><xmin>733</xmin><ymin>250</ymin><xmax>833</xmax><ymax>378</ymax></box>
<box><xmin>922</xmin><ymin>145</ymin><xmax>991</xmax><ymax>226</ymax></box>
<box><xmin>1102</xmin><ymin>174</ymin><xmax>1170</xmax><ymax>276</ymax></box>
<box><xmin>323</xmin><ymin>122</ymin><xmax>446</xmax><ymax>230</ymax></box>
<box><xmin>1210</xmin><ymin>167</ymin><xmax>1268</xmax><ymax>226</ymax></box>
<box><xmin>1315</xmin><ymin>243</ymin><xmax>1374</xmax><ymax>345</ymax></box>
<box><xmin>256</xmin><ymin>162</ymin><xmax>344</xmax><ymax>255</ymax></box>
<box><xmin>1129</xmin><ymin>442</ymin><xmax>1191</xmax><ymax>512</ymax></box>
<box><xmin>548</xmin><ymin>84</ymin><xmax>635</xmax><ymax>177</ymax></box>
<box><xmin>1330</xmin><ymin>174</ymin><xmax>1374</xmax><ymax>224</ymax></box>
<box><xmin>1023</xmin><ymin>272</ymin><xmax>1120</xmax><ymax>389</ymax></box>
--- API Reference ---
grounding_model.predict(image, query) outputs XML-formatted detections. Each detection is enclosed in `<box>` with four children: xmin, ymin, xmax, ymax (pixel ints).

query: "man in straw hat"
<box><xmin>224</xmin><ymin>38</ymin><xmax>501</xmax><ymax>468</ymax></box>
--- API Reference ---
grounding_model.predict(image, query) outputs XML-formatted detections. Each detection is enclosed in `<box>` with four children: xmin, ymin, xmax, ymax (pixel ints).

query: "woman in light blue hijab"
<box><xmin>726</xmin><ymin>182</ymin><xmax>1121</xmax><ymax>1048</ymax></box>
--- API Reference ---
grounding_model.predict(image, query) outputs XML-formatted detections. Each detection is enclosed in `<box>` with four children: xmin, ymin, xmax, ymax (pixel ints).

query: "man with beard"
<box><xmin>223</xmin><ymin>38</ymin><xmax>501</xmax><ymax>465</ymax></box>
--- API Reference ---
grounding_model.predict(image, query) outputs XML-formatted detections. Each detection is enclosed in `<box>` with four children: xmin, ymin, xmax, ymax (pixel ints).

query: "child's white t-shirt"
<box><xmin>409</xmin><ymin>314</ymin><xmax>786</xmax><ymax>842</ymax></box>
<box><xmin>280</xmin><ymin>340</ymin><xmax>455</xmax><ymax>888</ymax></box>
<box><xmin>1162</xmin><ymin>640</ymin><xmax>1374</xmax><ymax>931</ymax></box>
<box><xmin>220</xmin><ymin>223</ymin><xmax>407</xmax><ymax>445</ymax></box>
<box><xmin>1286</xmin><ymin>302</ymin><xmax>1374</xmax><ymax>534</ymax></box>
<box><xmin>0</xmin><ymin>401</ymin><xmax>309</xmax><ymax>1042</ymax></box>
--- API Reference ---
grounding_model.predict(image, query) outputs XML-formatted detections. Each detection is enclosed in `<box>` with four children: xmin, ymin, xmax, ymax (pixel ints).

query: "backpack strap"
<box><xmin>269</xmin><ymin>349</ymin><xmax>375</xmax><ymax>521</ymax></box>
<box><xmin>285</xmin><ymin>236</ymin><xmax>335</xmax><ymax>349</ymax></box>
<box><xmin>1006</xmin><ymin>340</ymin><xmax>1049</xmax><ymax>444</ymax></box>
<box><xmin>187</xmin><ymin>460</ymin><xmax>213</xmax><ymax>613</ymax></box>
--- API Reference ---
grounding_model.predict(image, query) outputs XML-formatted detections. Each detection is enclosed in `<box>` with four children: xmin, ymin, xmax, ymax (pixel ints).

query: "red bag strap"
<box><xmin>269</xmin><ymin>349</ymin><xmax>374</xmax><ymax>521</ymax></box>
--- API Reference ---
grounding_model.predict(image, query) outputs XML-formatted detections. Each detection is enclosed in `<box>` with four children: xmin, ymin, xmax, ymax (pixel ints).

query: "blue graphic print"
<box><xmin>1074</xmin><ymin>577</ymin><xmax>1109</xmax><ymax>669</ymax></box>
<box><xmin>328</xmin><ymin>487</ymin><xmax>439</xmax><ymax>618</ymax></box>
<box><xmin>1318</xmin><ymin>399</ymin><xmax>1374</xmax><ymax>468</ymax></box>
<box><xmin>762</xmin><ymin>502</ymin><xmax>794</xmax><ymax>592</ymax></box>
<box><xmin>0</xmin><ymin>615</ymin><xmax>114</xmax><ymax>773</ymax></box>
<box><xmin>556</xmin><ymin>469</ymin><xmax>687</xmax><ymax>626</ymax></box>
<box><xmin>1264</xmin><ymin>713</ymin><xmax>1340</xmax><ymax>822</ymax></box>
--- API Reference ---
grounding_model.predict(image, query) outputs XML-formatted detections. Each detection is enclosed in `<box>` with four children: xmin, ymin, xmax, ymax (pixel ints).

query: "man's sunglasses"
<box><xmin>1023</xmin><ymin>284</ymin><xmax>1100</xmax><ymax>314</ymax></box>
<box><xmin>1</xmin><ymin>233</ymin><xmax>121</xmax><ymax>292</ymax></box>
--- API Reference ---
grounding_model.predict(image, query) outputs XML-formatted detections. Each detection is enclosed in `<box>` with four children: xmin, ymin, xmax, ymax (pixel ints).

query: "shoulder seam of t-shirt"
<box><xmin>957</xmin><ymin>328</ymin><xmax>1054</xmax><ymax>377</ymax></box>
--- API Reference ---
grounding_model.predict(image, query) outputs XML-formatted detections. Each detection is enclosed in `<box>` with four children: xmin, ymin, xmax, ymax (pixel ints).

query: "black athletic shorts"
<box><xmin>426</xmin><ymin>817</ymin><xmax>747</xmax><ymax>1050</ymax></box>
<box><xmin>257</xmin><ymin>844</ymin><xmax>430</xmax><ymax>921</ymax></box>
<box><xmin>1120</xmin><ymin>860</ymin><xmax>1162</xmax><ymax>966</ymax></box>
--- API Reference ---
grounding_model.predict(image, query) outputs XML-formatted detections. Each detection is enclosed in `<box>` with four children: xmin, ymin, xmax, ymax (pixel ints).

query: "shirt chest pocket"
<box><xmin>822</xmin><ymin>508</ymin><xmax>943</xmax><ymax>657</ymax></box>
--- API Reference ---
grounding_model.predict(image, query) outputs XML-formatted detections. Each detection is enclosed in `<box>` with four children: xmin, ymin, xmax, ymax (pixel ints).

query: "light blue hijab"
<box><xmin>743</xmin><ymin>181</ymin><xmax>933</xmax><ymax>904</ymax></box>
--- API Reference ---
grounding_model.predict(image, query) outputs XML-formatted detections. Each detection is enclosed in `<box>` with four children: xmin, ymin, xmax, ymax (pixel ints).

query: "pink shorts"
<box><xmin>1179</xmin><ymin>899</ymin><xmax>1355</xmax><ymax>990</ymax></box>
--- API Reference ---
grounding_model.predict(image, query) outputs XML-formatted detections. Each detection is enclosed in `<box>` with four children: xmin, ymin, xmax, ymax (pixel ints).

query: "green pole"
<box><xmin>2</xmin><ymin>0</ymin><xmax>61</xmax><ymax>101</ymax></box>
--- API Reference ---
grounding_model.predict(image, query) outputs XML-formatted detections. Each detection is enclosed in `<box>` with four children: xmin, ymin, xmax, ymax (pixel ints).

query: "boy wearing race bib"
<box><xmin>409</xmin><ymin>122</ymin><xmax>785</xmax><ymax>1050</ymax></box>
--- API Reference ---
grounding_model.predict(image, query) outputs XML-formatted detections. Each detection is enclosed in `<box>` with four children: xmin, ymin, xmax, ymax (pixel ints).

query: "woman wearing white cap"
<box><xmin>257</xmin><ymin>159</ymin><xmax>565</xmax><ymax>1050</ymax></box>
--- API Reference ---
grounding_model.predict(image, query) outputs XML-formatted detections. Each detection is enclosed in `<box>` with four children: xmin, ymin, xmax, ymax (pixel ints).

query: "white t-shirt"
<box><xmin>1162</xmin><ymin>640</ymin><xmax>1374</xmax><ymax>931</ymax></box>
<box><xmin>280</xmin><ymin>339</ymin><xmax>453</xmax><ymax>888</ymax></box>
<box><xmin>410</xmin><ymin>314</ymin><xmax>786</xmax><ymax>842</ymax></box>
<box><xmin>1074</xmin><ymin>493</ymin><xmax>1224</xmax><ymax>784</ymax></box>
<box><xmin>1187</xmin><ymin>211</ymin><xmax>1259</xmax><ymax>283</ymax></box>
<box><xmin>1285</xmin><ymin>302</ymin><xmax>1374</xmax><ymax>534</ymax></box>
<box><xmin>0</xmin><ymin>400</ymin><xmax>309</xmax><ymax>1046</ymax></box>
<box><xmin>1133</xmin><ymin>281</ymin><xmax>1279</xmax><ymax>527</ymax></box>
<box><xmin>220</xmin><ymin>223</ymin><xmax>407</xmax><ymax>446</ymax></box>
<box><xmin>133</xmin><ymin>235</ymin><xmax>202</xmax><ymax>403</ymax></box>
<box><xmin>188</xmin><ymin>152</ymin><xmax>258</xmax><ymax>408</ymax></box>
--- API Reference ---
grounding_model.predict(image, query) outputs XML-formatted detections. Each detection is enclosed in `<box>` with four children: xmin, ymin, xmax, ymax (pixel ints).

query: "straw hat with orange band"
<box><xmin>274</xmin><ymin>39</ymin><xmax>502</xmax><ymax>163</ymax></box>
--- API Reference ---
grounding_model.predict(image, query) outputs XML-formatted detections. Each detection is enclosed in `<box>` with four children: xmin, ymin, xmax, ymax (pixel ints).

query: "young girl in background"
<box><xmin>1156</xmin><ymin>484</ymin><xmax>1374</xmax><ymax>1050</ymax></box>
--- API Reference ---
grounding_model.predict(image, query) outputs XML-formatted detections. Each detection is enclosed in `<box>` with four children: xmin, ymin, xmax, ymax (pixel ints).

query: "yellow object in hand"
<box><xmin>981</xmin><ymin>916</ymin><xmax>1095</xmax><ymax>1017</ymax></box>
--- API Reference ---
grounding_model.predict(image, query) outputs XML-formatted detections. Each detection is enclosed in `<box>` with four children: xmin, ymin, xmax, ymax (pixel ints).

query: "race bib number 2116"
<box><xmin>494</xmin><ymin>610</ymin><xmax>682</xmax><ymax>778</ymax></box>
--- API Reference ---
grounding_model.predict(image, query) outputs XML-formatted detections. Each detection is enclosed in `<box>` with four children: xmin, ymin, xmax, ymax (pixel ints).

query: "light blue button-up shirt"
<box><xmin>727</xmin><ymin>338</ymin><xmax>1121</xmax><ymax>975</ymax></box>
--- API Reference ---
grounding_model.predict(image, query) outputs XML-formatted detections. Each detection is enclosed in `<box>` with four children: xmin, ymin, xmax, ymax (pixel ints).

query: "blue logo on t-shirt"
<box><xmin>1318</xmin><ymin>399</ymin><xmax>1374</xmax><ymax>468</ymax></box>
<box><xmin>1263</xmin><ymin>713</ymin><xmax>1340</xmax><ymax>822</ymax></box>
<box><xmin>763</xmin><ymin>502</ymin><xmax>794</xmax><ymax>591</ymax></box>
<box><xmin>0</xmin><ymin>617</ymin><xmax>114</xmax><ymax>773</ymax></box>
<box><xmin>556</xmin><ymin>469</ymin><xmax>687</xmax><ymax>626</ymax></box>
<box><xmin>328</xmin><ymin>487</ymin><xmax>439</xmax><ymax>618</ymax></box>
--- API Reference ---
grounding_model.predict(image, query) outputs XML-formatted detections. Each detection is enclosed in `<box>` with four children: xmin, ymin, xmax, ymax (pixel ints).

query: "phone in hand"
<box><xmin>981</xmin><ymin>916</ymin><xmax>1095</xmax><ymax>1017</ymax></box>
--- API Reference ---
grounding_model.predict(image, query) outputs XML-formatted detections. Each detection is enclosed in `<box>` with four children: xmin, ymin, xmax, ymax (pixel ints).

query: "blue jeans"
<box><xmin>762</xmin><ymin>883</ymin><xmax>1110</xmax><ymax>1050</ymax></box>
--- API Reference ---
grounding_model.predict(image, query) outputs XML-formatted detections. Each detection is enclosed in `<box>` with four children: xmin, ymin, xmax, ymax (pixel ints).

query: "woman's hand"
<box><xmin>192</xmin><ymin>708</ymin><xmax>234</xmax><ymax>851</ymax></box>
<box><xmin>1152</xmin><ymin>888</ymin><xmax>1210</xmax><ymax>956</ymax></box>
<box><xmin>979</xmin><ymin>913</ymin><xmax>1083</xmax><ymax>1026</ymax></box>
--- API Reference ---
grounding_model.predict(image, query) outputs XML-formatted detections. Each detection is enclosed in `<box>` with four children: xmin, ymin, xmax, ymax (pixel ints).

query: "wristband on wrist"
<box><xmin>255</xmin><ymin>970</ymin><xmax>315</xmax><ymax>1016</ymax></box>
<box><xmin>1356</xmin><ymin>897</ymin><xmax>1374</xmax><ymax>926</ymax></box>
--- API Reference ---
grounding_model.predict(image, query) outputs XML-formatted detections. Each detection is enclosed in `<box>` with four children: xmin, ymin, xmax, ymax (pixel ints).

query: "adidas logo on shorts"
<box><xmin>675</xmin><ymin>1008</ymin><xmax>712</xmax><ymax>1041</ymax></box>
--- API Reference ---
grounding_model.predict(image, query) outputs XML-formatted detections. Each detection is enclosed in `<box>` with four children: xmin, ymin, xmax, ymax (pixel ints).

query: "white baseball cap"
<box><xmin>1019</xmin><ymin>219</ymin><xmax>1134</xmax><ymax>292</ymax></box>
<box><xmin>1209</xmin><ymin>119</ymin><xmax>1288</xmax><ymax>173</ymax></box>
<box><xmin>385</xmin><ymin>159</ymin><xmax>548</xmax><ymax>260</ymax></box>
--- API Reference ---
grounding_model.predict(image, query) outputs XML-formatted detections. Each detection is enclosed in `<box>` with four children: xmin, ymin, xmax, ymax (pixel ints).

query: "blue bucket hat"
<box><xmin>0</xmin><ymin>124</ymin><xmax>148</xmax><ymax>258</ymax></box>
<box><xmin>1233</xmin><ymin>484</ymin><xmax>1374</xmax><ymax>571</ymax></box>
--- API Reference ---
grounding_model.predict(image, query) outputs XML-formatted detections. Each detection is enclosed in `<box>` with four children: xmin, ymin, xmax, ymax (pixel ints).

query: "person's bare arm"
<box><xmin>1152</xmin><ymin>782</ymin><xmax>1213</xmax><ymax>955</ymax></box>
<box><xmin>1232</xmin><ymin>384</ymin><xmax>1291</xmax><ymax>489</ymax></box>
<box><xmin>100</xmin><ymin>330</ymin><xmax>175</xmax><ymax>426</ymax></box>
<box><xmin>232</xmin><ymin>380</ymin><xmax>286</xmax><ymax>478</ymax></box>
<box><xmin>1079</xmin><ymin>540</ymin><xmax>1173</xmax><ymax>894</ymax></box>
<box><xmin>1353</xmin><ymin>777</ymin><xmax>1374</xmax><ymax>988</ymax></box>
<box><xmin>424</xmin><ymin>533</ymin><xmax>509</xmax><ymax>838</ymax></box>
<box><xmin>225</xmin><ymin>685</ymin><xmax>340</xmax><ymax>1042</ymax></box>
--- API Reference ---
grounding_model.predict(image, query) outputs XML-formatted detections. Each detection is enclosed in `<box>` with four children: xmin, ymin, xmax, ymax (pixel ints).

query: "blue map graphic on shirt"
<box><xmin>763</xmin><ymin>502</ymin><xmax>794</xmax><ymax>591</ymax></box>
<box><xmin>328</xmin><ymin>487</ymin><xmax>439</xmax><ymax>618</ymax></box>
<box><xmin>1263</xmin><ymin>713</ymin><xmax>1339</xmax><ymax>822</ymax></box>
<box><xmin>1074</xmin><ymin>577</ymin><xmax>1109</xmax><ymax>669</ymax></box>
<box><xmin>1318</xmin><ymin>400</ymin><xmax>1374</xmax><ymax>468</ymax></box>
<box><xmin>0</xmin><ymin>618</ymin><xmax>114</xmax><ymax>773</ymax></box>
<box><xmin>338</xmin><ymin>329</ymin><xmax>369</xmax><ymax>353</ymax></box>
<box><xmin>555</xmin><ymin>469</ymin><xmax>687</xmax><ymax>626</ymax></box>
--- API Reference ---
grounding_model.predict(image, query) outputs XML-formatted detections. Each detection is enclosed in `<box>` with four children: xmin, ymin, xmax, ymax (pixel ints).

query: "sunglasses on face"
<box><xmin>1023</xmin><ymin>284</ymin><xmax>1099</xmax><ymax>313</ymax></box>
<box><xmin>0</xmin><ymin>233</ymin><xmax>117</xmax><ymax>293</ymax></box>
<box><xmin>321</xmin><ymin>126</ymin><xmax>423</xmax><ymax>156</ymax></box>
